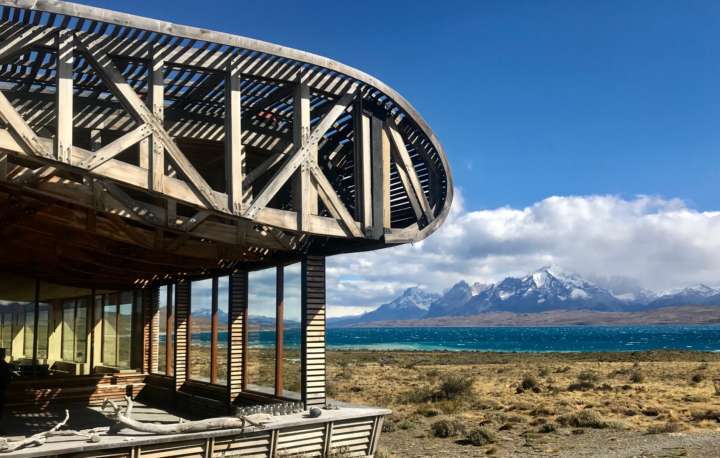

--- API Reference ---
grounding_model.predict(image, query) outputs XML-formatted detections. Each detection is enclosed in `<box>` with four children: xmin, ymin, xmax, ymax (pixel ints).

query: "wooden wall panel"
<box><xmin>301</xmin><ymin>255</ymin><xmax>326</xmax><ymax>408</ymax></box>
<box><xmin>174</xmin><ymin>280</ymin><xmax>190</xmax><ymax>391</ymax></box>
<box><xmin>142</xmin><ymin>287</ymin><xmax>160</xmax><ymax>374</ymax></box>
<box><xmin>228</xmin><ymin>270</ymin><xmax>248</xmax><ymax>404</ymax></box>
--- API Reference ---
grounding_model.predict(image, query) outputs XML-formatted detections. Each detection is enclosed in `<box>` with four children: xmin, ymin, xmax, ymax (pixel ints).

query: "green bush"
<box><xmin>577</xmin><ymin>370</ymin><xmax>600</xmax><ymax>383</ymax></box>
<box><xmin>430</xmin><ymin>418</ymin><xmax>466</xmax><ymax>438</ymax></box>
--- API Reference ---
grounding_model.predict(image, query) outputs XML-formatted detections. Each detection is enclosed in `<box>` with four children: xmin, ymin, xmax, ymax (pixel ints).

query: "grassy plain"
<box><xmin>326</xmin><ymin>350</ymin><xmax>720</xmax><ymax>457</ymax></box>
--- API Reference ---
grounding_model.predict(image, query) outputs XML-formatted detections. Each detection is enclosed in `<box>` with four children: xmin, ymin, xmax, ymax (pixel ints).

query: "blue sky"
<box><xmin>83</xmin><ymin>0</ymin><xmax>720</xmax><ymax>211</ymax></box>
<box><xmin>79</xmin><ymin>1</ymin><xmax>720</xmax><ymax>314</ymax></box>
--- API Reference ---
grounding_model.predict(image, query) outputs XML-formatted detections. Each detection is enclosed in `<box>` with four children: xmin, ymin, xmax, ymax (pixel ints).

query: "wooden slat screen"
<box><xmin>301</xmin><ymin>255</ymin><xmax>326</xmax><ymax>408</ymax></box>
<box><xmin>228</xmin><ymin>270</ymin><xmax>248</xmax><ymax>404</ymax></box>
<box><xmin>174</xmin><ymin>279</ymin><xmax>190</xmax><ymax>391</ymax></box>
<box><xmin>142</xmin><ymin>287</ymin><xmax>160</xmax><ymax>374</ymax></box>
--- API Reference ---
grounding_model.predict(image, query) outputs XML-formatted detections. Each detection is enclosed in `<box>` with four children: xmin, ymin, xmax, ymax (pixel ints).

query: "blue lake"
<box><xmin>182</xmin><ymin>325</ymin><xmax>720</xmax><ymax>352</ymax></box>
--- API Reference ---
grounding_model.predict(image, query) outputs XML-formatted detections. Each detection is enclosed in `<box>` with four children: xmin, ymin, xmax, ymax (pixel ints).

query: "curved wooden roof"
<box><xmin>0</xmin><ymin>0</ymin><xmax>453</xmax><ymax>287</ymax></box>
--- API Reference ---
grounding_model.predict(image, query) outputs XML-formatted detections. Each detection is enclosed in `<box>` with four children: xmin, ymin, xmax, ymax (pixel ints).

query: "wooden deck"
<box><xmin>4</xmin><ymin>403</ymin><xmax>389</xmax><ymax>457</ymax></box>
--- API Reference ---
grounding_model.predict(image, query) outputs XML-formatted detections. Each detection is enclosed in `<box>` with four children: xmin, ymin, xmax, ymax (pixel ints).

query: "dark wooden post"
<box><xmin>32</xmin><ymin>279</ymin><xmax>39</xmax><ymax>375</ymax></box>
<box><xmin>166</xmin><ymin>284</ymin><xmax>174</xmax><ymax>376</ymax></box>
<box><xmin>301</xmin><ymin>255</ymin><xmax>326</xmax><ymax>408</ymax></box>
<box><xmin>275</xmin><ymin>265</ymin><xmax>284</xmax><ymax>396</ymax></box>
<box><xmin>210</xmin><ymin>277</ymin><xmax>219</xmax><ymax>384</ymax></box>
<box><xmin>174</xmin><ymin>279</ymin><xmax>190</xmax><ymax>391</ymax></box>
<box><xmin>228</xmin><ymin>270</ymin><xmax>248</xmax><ymax>406</ymax></box>
<box><xmin>142</xmin><ymin>287</ymin><xmax>159</xmax><ymax>374</ymax></box>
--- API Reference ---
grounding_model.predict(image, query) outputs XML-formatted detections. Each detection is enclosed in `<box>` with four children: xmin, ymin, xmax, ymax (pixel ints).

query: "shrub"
<box><xmin>538</xmin><ymin>423</ymin><xmax>557</xmax><ymax>433</ymax></box>
<box><xmin>577</xmin><ymin>370</ymin><xmax>600</xmax><ymax>383</ymax></box>
<box><xmin>520</xmin><ymin>374</ymin><xmax>539</xmax><ymax>390</ymax></box>
<box><xmin>567</xmin><ymin>381</ymin><xmax>595</xmax><ymax>391</ymax></box>
<box><xmin>431</xmin><ymin>418</ymin><xmax>465</xmax><ymax>438</ymax></box>
<box><xmin>629</xmin><ymin>370</ymin><xmax>645</xmax><ymax>384</ymax></box>
<box><xmin>465</xmin><ymin>427</ymin><xmax>497</xmax><ymax>446</ymax></box>
<box><xmin>438</xmin><ymin>375</ymin><xmax>474</xmax><ymax>401</ymax></box>
<box><xmin>538</xmin><ymin>367</ymin><xmax>550</xmax><ymax>377</ymax></box>
<box><xmin>557</xmin><ymin>410</ymin><xmax>610</xmax><ymax>429</ymax></box>
<box><xmin>647</xmin><ymin>422</ymin><xmax>684</xmax><ymax>434</ymax></box>
<box><xmin>397</xmin><ymin>419</ymin><xmax>416</xmax><ymax>430</ymax></box>
<box><xmin>690</xmin><ymin>409</ymin><xmax>720</xmax><ymax>422</ymax></box>
<box><xmin>691</xmin><ymin>373</ymin><xmax>705</xmax><ymax>384</ymax></box>
<box><xmin>416</xmin><ymin>404</ymin><xmax>441</xmax><ymax>417</ymax></box>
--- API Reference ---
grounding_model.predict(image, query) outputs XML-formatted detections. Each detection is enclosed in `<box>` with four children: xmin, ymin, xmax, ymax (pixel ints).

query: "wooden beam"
<box><xmin>353</xmin><ymin>103</ymin><xmax>372</xmax><ymax>232</ymax></box>
<box><xmin>245</xmin><ymin>86</ymin><xmax>356</xmax><ymax>220</ymax></box>
<box><xmin>55</xmin><ymin>29</ymin><xmax>73</xmax><ymax>164</ymax></box>
<box><xmin>293</xmin><ymin>83</ymin><xmax>315</xmax><ymax>231</ymax></box>
<box><xmin>210</xmin><ymin>276</ymin><xmax>219</xmax><ymax>384</ymax></box>
<box><xmin>309</xmin><ymin>165</ymin><xmax>363</xmax><ymax>238</ymax></box>
<box><xmin>0</xmin><ymin>92</ymin><xmax>53</xmax><ymax>159</ymax></box>
<box><xmin>149</xmin><ymin>48</ymin><xmax>165</xmax><ymax>193</ymax></box>
<box><xmin>369</xmin><ymin>117</ymin><xmax>390</xmax><ymax>239</ymax></box>
<box><xmin>386</xmin><ymin>120</ymin><xmax>434</xmax><ymax>222</ymax></box>
<box><xmin>225</xmin><ymin>54</ymin><xmax>244</xmax><ymax>214</ymax></box>
<box><xmin>75</xmin><ymin>35</ymin><xmax>224</xmax><ymax>211</ymax></box>
<box><xmin>0</xmin><ymin>23</ymin><xmax>55</xmax><ymax>64</ymax></box>
<box><xmin>81</xmin><ymin>124</ymin><xmax>152</xmax><ymax>170</ymax></box>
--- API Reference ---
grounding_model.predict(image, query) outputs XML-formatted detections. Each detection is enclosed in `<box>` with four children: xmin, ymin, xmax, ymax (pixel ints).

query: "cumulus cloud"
<box><xmin>326</xmin><ymin>191</ymin><xmax>720</xmax><ymax>315</ymax></box>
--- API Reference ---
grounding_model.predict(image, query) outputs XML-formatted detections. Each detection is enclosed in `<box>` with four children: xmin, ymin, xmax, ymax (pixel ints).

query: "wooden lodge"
<box><xmin>0</xmin><ymin>1</ymin><xmax>453</xmax><ymax>456</ymax></box>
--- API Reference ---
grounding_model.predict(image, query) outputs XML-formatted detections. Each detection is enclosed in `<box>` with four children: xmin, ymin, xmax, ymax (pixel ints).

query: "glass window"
<box><xmin>189</xmin><ymin>278</ymin><xmax>212</xmax><ymax>382</ymax></box>
<box><xmin>157</xmin><ymin>285</ymin><xmax>168</xmax><ymax>375</ymax></box>
<box><xmin>62</xmin><ymin>300</ymin><xmax>75</xmax><ymax>361</ymax></box>
<box><xmin>118</xmin><ymin>292</ymin><xmax>132</xmax><ymax>369</ymax></box>
<box><xmin>216</xmin><ymin>276</ymin><xmax>229</xmax><ymax>385</ymax></box>
<box><xmin>75</xmin><ymin>298</ymin><xmax>88</xmax><ymax>363</ymax></box>
<box><xmin>36</xmin><ymin>304</ymin><xmax>49</xmax><ymax>360</ymax></box>
<box><xmin>23</xmin><ymin>307</ymin><xmax>34</xmax><ymax>357</ymax></box>
<box><xmin>1</xmin><ymin>312</ymin><xmax>11</xmax><ymax>353</ymax></box>
<box><xmin>103</xmin><ymin>295</ymin><xmax>118</xmax><ymax>367</ymax></box>
<box><xmin>248</xmin><ymin>268</ymin><xmax>276</xmax><ymax>389</ymax></box>
<box><xmin>283</xmin><ymin>263</ymin><xmax>302</xmax><ymax>393</ymax></box>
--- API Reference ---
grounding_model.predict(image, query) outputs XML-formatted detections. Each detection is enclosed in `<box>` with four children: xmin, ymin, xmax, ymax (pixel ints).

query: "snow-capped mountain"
<box><xmin>648</xmin><ymin>284</ymin><xmax>720</xmax><ymax>308</ymax></box>
<box><xmin>328</xmin><ymin>267</ymin><xmax>720</xmax><ymax>326</ymax></box>
<box><xmin>463</xmin><ymin>266</ymin><xmax>626</xmax><ymax>314</ymax></box>
<box><xmin>328</xmin><ymin>287</ymin><xmax>439</xmax><ymax>326</ymax></box>
<box><xmin>425</xmin><ymin>281</ymin><xmax>475</xmax><ymax>317</ymax></box>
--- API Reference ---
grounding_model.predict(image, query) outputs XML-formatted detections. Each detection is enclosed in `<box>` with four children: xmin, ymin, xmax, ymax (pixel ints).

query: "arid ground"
<box><xmin>184</xmin><ymin>348</ymin><xmax>720</xmax><ymax>457</ymax></box>
<box><xmin>325</xmin><ymin>350</ymin><xmax>720</xmax><ymax>457</ymax></box>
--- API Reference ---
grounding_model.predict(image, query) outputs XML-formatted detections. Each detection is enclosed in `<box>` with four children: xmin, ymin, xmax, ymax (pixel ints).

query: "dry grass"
<box><xmin>324</xmin><ymin>350</ymin><xmax>720</xmax><ymax>454</ymax></box>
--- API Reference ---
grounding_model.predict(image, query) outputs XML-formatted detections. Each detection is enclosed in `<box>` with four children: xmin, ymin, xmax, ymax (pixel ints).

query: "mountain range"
<box><xmin>329</xmin><ymin>266</ymin><xmax>720</xmax><ymax>327</ymax></box>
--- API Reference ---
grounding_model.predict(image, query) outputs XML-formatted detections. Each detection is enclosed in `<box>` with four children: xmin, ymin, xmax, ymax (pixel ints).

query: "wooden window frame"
<box><xmin>188</xmin><ymin>275</ymin><xmax>230</xmax><ymax>386</ymax></box>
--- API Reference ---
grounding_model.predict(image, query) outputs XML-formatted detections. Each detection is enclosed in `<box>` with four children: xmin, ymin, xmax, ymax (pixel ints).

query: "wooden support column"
<box><xmin>228</xmin><ymin>270</ymin><xmax>248</xmax><ymax>405</ymax></box>
<box><xmin>165</xmin><ymin>284</ymin><xmax>174</xmax><ymax>376</ymax></box>
<box><xmin>55</xmin><ymin>29</ymin><xmax>73</xmax><ymax>164</ymax></box>
<box><xmin>225</xmin><ymin>56</ymin><xmax>244</xmax><ymax>214</ymax></box>
<box><xmin>353</xmin><ymin>100</ymin><xmax>372</xmax><ymax>232</ymax></box>
<box><xmin>0</xmin><ymin>153</ymin><xmax>7</xmax><ymax>180</ymax></box>
<box><xmin>149</xmin><ymin>48</ymin><xmax>165</xmax><ymax>192</ymax></box>
<box><xmin>210</xmin><ymin>277</ymin><xmax>219</xmax><ymax>384</ymax></box>
<box><xmin>370</xmin><ymin>117</ymin><xmax>390</xmax><ymax>239</ymax></box>
<box><xmin>293</xmin><ymin>83</ymin><xmax>316</xmax><ymax>231</ymax></box>
<box><xmin>275</xmin><ymin>265</ymin><xmax>284</xmax><ymax>397</ymax></box>
<box><xmin>174</xmin><ymin>279</ymin><xmax>190</xmax><ymax>391</ymax></box>
<box><xmin>31</xmin><ymin>279</ymin><xmax>39</xmax><ymax>374</ymax></box>
<box><xmin>142</xmin><ymin>287</ymin><xmax>160</xmax><ymax>374</ymax></box>
<box><xmin>301</xmin><ymin>255</ymin><xmax>326</xmax><ymax>408</ymax></box>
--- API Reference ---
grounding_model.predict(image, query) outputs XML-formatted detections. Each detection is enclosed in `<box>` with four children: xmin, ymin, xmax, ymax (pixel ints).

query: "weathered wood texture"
<box><xmin>301</xmin><ymin>255</ymin><xmax>326</xmax><ymax>408</ymax></box>
<box><xmin>228</xmin><ymin>270</ymin><xmax>248</xmax><ymax>404</ymax></box>
<box><xmin>0</xmin><ymin>1</ymin><xmax>453</xmax><ymax>286</ymax></box>
<box><xmin>174</xmin><ymin>279</ymin><xmax>190</xmax><ymax>391</ymax></box>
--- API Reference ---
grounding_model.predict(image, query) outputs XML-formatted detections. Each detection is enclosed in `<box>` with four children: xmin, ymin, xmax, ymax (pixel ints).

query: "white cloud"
<box><xmin>326</xmin><ymin>191</ymin><xmax>720</xmax><ymax>314</ymax></box>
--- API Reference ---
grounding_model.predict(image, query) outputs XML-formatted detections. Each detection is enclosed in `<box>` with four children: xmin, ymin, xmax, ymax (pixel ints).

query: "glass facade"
<box><xmin>61</xmin><ymin>298</ymin><xmax>88</xmax><ymax>363</ymax></box>
<box><xmin>248</xmin><ymin>268</ymin><xmax>276</xmax><ymax>389</ymax></box>
<box><xmin>189</xmin><ymin>278</ymin><xmax>212</xmax><ymax>382</ymax></box>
